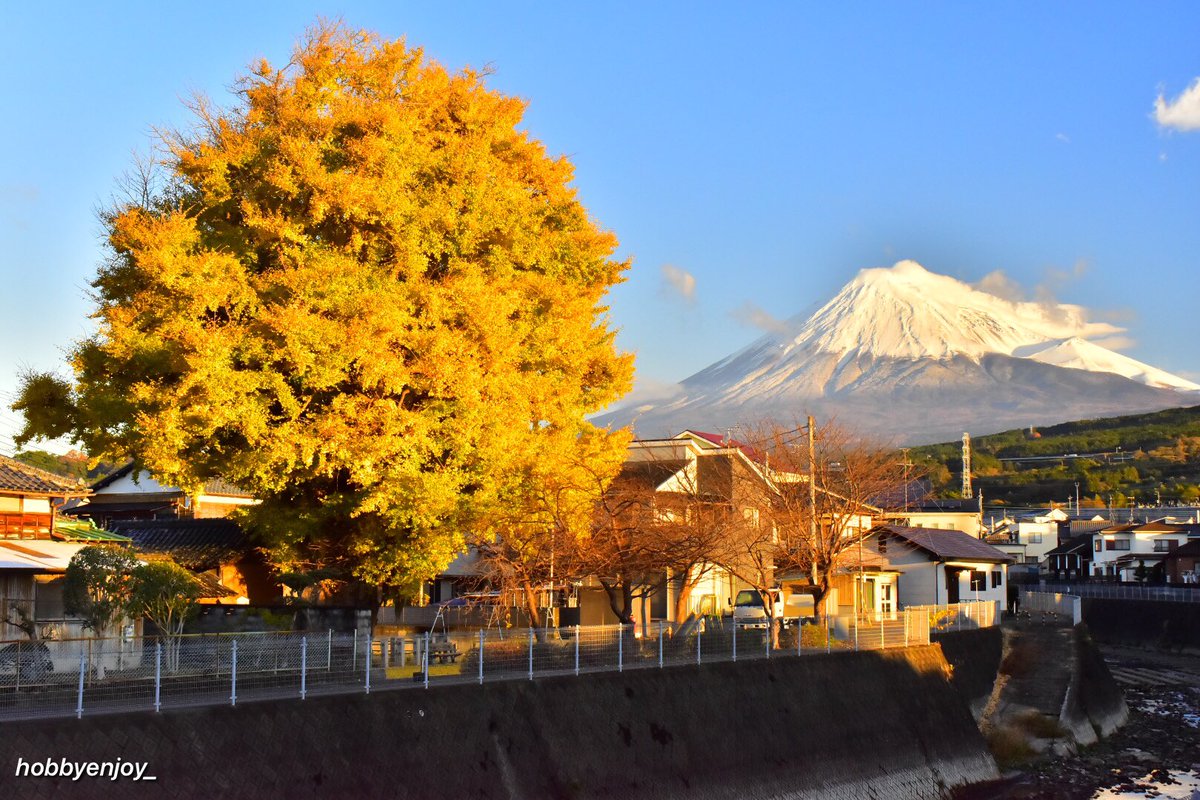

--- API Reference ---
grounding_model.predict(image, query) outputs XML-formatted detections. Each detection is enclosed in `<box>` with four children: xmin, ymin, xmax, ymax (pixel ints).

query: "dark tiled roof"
<box><xmin>1045</xmin><ymin>533</ymin><xmax>1095</xmax><ymax>557</ymax></box>
<box><xmin>876</xmin><ymin>524</ymin><xmax>1014</xmax><ymax>563</ymax></box>
<box><xmin>0</xmin><ymin>455</ymin><xmax>89</xmax><ymax>496</ymax></box>
<box><xmin>111</xmin><ymin>518</ymin><xmax>253</xmax><ymax>571</ymax></box>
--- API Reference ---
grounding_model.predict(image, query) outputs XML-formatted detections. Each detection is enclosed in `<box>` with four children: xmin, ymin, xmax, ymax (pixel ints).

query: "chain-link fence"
<box><xmin>0</xmin><ymin>601</ymin><xmax>997</xmax><ymax>722</ymax></box>
<box><xmin>1038</xmin><ymin>583</ymin><xmax>1200</xmax><ymax>603</ymax></box>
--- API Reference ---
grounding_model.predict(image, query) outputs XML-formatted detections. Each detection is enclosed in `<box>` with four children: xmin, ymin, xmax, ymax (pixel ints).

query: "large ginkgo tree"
<box><xmin>15</xmin><ymin>22</ymin><xmax>633</xmax><ymax>602</ymax></box>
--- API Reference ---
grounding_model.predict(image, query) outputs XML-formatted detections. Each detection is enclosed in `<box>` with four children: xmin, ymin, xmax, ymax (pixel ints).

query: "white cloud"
<box><xmin>1154</xmin><ymin>78</ymin><xmax>1200</xmax><ymax>132</ymax></box>
<box><xmin>660</xmin><ymin>264</ymin><xmax>696</xmax><ymax>304</ymax></box>
<box><xmin>1056</xmin><ymin>132</ymin><xmax>1071</xmax><ymax>144</ymax></box>
<box><xmin>974</xmin><ymin>270</ymin><xmax>1026</xmax><ymax>302</ymax></box>
<box><xmin>731</xmin><ymin>302</ymin><xmax>791</xmax><ymax>335</ymax></box>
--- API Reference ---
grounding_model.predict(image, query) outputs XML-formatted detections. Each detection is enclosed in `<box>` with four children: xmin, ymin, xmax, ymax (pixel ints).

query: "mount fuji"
<box><xmin>599</xmin><ymin>261</ymin><xmax>1199</xmax><ymax>444</ymax></box>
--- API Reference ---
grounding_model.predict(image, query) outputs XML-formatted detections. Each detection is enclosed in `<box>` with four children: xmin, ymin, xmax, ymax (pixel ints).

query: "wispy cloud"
<box><xmin>1055</xmin><ymin>132</ymin><xmax>1071</xmax><ymax>144</ymax></box>
<box><xmin>660</xmin><ymin>264</ymin><xmax>696</xmax><ymax>305</ymax></box>
<box><xmin>974</xmin><ymin>260</ymin><xmax>1090</xmax><ymax>307</ymax></box>
<box><xmin>731</xmin><ymin>302</ymin><xmax>791</xmax><ymax>335</ymax></box>
<box><xmin>1154</xmin><ymin>78</ymin><xmax>1200</xmax><ymax>132</ymax></box>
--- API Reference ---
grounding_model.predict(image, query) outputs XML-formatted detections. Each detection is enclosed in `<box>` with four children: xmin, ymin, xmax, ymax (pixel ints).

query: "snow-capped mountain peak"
<box><xmin>784</xmin><ymin>259</ymin><xmax>1120</xmax><ymax>361</ymax></box>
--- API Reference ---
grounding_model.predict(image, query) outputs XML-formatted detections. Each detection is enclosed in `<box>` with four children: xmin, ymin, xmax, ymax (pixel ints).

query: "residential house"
<box><xmin>61</xmin><ymin>465</ymin><xmax>278</xmax><ymax>604</ymax></box>
<box><xmin>858</xmin><ymin>525</ymin><xmax>1013</xmax><ymax>609</ymax></box>
<box><xmin>1164</xmin><ymin>540</ymin><xmax>1200</xmax><ymax>584</ymax></box>
<box><xmin>1043</xmin><ymin>533</ymin><xmax>1095</xmax><ymax>581</ymax></box>
<box><xmin>67</xmin><ymin>463</ymin><xmax>257</xmax><ymax>528</ymax></box>
<box><xmin>108</xmin><ymin>518</ymin><xmax>276</xmax><ymax>605</ymax></box>
<box><xmin>0</xmin><ymin>455</ymin><xmax>129</xmax><ymax>640</ymax></box>
<box><xmin>1089</xmin><ymin>521</ymin><xmax>1200</xmax><ymax>582</ymax></box>
<box><xmin>883</xmin><ymin>496</ymin><xmax>984</xmax><ymax>538</ymax></box>
<box><xmin>986</xmin><ymin>508</ymin><xmax>1070</xmax><ymax>579</ymax></box>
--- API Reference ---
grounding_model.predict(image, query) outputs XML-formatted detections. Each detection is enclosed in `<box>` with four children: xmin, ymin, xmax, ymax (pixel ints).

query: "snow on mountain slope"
<box><xmin>1021</xmin><ymin>338</ymin><xmax>1200</xmax><ymax>391</ymax></box>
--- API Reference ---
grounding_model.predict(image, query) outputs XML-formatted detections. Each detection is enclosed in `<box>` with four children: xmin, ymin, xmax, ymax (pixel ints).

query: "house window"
<box><xmin>1105</xmin><ymin>538</ymin><xmax>1130</xmax><ymax>551</ymax></box>
<box><xmin>1027</xmin><ymin>533</ymin><xmax>1042</xmax><ymax>544</ymax></box>
<box><xmin>1094</xmin><ymin>539</ymin><xmax>1103</xmax><ymax>553</ymax></box>
<box><xmin>970</xmin><ymin>571</ymin><xmax>986</xmax><ymax>591</ymax></box>
<box><xmin>1153</xmin><ymin>539</ymin><xmax>1179</xmax><ymax>552</ymax></box>
<box><xmin>991</xmin><ymin>570</ymin><xmax>1002</xmax><ymax>588</ymax></box>
<box><xmin>1025</xmin><ymin>556</ymin><xmax>1040</xmax><ymax>564</ymax></box>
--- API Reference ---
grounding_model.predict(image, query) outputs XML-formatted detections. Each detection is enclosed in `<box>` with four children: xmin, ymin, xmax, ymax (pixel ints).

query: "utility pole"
<box><xmin>1075</xmin><ymin>482</ymin><xmax>1080</xmax><ymax>515</ymax></box>
<box><xmin>961</xmin><ymin>433</ymin><xmax>973</xmax><ymax>500</ymax></box>
<box><xmin>808</xmin><ymin>415</ymin><xmax>817</xmax><ymax>548</ymax></box>
<box><xmin>901</xmin><ymin>448</ymin><xmax>912</xmax><ymax>511</ymax></box>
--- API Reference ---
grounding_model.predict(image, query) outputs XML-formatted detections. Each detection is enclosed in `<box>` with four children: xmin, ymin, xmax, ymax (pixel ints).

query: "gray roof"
<box><xmin>111</xmin><ymin>518</ymin><xmax>254</xmax><ymax>572</ymax></box>
<box><xmin>876</xmin><ymin>524</ymin><xmax>1014</xmax><ymax>564</ymax></box>
<box><xmin>0</xmin><ymin>455</ymin><xmax>89</xmax><ymax>496</ymax></box>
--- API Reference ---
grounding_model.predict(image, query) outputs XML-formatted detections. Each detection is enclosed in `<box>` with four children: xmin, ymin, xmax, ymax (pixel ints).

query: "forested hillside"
<box><xmin>911</xmin><ymin>405</ymin><xmax>1200</xmax><ymax>507</ymax></box>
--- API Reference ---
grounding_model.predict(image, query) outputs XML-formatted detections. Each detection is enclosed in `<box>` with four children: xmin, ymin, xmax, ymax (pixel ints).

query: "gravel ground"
<box><xmin>953</xmin><ymin>648</ymin><xmax>1200</xmax><ymax>800</ymax></box>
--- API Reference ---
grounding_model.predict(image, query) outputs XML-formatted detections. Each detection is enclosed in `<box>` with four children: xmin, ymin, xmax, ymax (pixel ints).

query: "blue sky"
<box><xmin>2</xmin><ymin>2</ymin><xmax>1199</xmax><ymax>454</ymax></box>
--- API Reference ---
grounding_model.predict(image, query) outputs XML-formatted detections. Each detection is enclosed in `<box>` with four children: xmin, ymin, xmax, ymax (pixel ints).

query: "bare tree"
<box><xmin>742</xmin><ymin>418</ymin><xmax>911</xmax><ymax>623</ymax></box>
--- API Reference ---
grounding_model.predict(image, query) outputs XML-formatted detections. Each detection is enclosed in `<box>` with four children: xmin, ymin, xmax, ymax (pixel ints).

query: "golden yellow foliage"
<box><xmin>17</xmin><ymin>22</ymin><xmax>633</xmax><ymax>593</ymax></box>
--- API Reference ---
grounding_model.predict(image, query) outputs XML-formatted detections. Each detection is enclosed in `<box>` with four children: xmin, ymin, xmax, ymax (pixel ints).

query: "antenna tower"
<box><xmin>961</xmin><ymin>432</ymin><xmax>973</xmax><ymax>499</ymax></box>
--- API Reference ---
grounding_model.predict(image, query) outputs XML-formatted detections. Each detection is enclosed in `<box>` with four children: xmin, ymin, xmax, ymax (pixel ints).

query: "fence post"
<box><xmin>854</xmin><ymin>615</ymin><xmax>859</xmax><ymax>651</ymax></box>
<box><xmin>618</xmin><ymin>625</ymin><xmax>624</xmax><ymax>673</ymax></box>
<box><xmin>423</xmin><ymin>632</ymin><xmax>430</xmax><ymax>689</ymax></box>
<box><xmin>696</xmin><ymin>626</ymin><xmax>702</xmax><ymax>665</ymax></box>
<box><xmin>826</xmin><ymin>614</ymin><xmax>831</xmax><ymax>655</ymax></box>
<box><xmin>76</xmin><ymin>651</ymin><xmax>86</xmax><ymax>719</ymax></box>
<box><xmin>327</xmin><ymin>629</ymin><xmax>333</xmax><ymax>672</ymax></box>
<box><xmin>301</xmin><ymin>636</ymin><xmax>308</xmax><ymax>700</ymax></box>
<box><xmin>230</xmin><ymin>640</ymin><xmax>238</xmax><ymax>707</ymax></box>
<box><xmin>154</xmin><ymin>641</ymin><xmax>162</xmax><ymax>712</ymax></box>
<box><xmin>478</xmin><ymin>629</ymin><xmax>485</xmax><ymax>685</ymax></box>
<box><xmin>574</xmin><ymin>625</ymin><xmax>580</xmax><ymax>676</ymax></box>
<box><xmin>365</xmin><ymin>637</ymin><xmax>371</xmax><ymax>695</ymax></box>
<box><xmin>658</xmin><ymin>621</ymin><xmax>664</xmax><ymax>668</ymax></box>
<box><xmin>766</xmin><ymin>622</ymin><xmax>771</xmax><ymax>659</ymax></box>
<box><xmin>528</xmin><ymin>628</ymin><xmax>534</xmax><ymax>681</ymax></box>
<box><xmin>881</xmin><ymin>615</ymin><xmax>885</xmax><ymax>650</ymax></box>
<box><xmin>14</xmin><ymin>641</ymin><xmax>20</xmax><ymax>692</ymax></box>
<box><xmin>798</xmin><ymin>622</ymin><xmax>802</xmax><ymax>657</ymax></box>
<box><xmin>732</xmin><ymin>620</ymin><xmax>737</xmax><ymax>662</ymax></box>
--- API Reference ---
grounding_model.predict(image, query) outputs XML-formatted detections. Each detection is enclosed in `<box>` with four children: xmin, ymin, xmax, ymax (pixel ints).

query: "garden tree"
<box><xmin>130</xmin><ymin>560</ymin><xmax>202</xmax><ymax>671</ymax></box>
<box><xmin>473</xmin><ymin>428</ymin><xmax>631</xmax><ymax>631</ymax></box>
<box><xmin>741</xmin><ymin>419</ymin><xmax>910</xmax><ymax>625</ymax></box>
<box><xmin>13</xmin><ymin>22</ymin><xmax>633</xmax><ymax>601</ymax></box>
<box><xmin>63</xmin><ymin>546</ymin><xmax>139</xmax><ymax>637</ymax></box>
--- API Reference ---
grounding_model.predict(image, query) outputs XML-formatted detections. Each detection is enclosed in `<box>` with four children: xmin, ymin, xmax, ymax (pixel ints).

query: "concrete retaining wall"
<box><xmin>0</xmin><ymin>645</ymin><xmax>997</xmax><ymax>800</ymax></box>
<box><xmin>1080</xmin><ymin>598</ymin><xmax>1200</xmax><ymax>651</ymax></box>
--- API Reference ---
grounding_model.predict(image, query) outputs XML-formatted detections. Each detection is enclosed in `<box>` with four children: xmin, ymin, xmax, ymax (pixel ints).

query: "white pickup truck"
<box><xmin>731</xmin><ymin>588</ymin><xmax>814</xmax><ymax>628</ymax></box>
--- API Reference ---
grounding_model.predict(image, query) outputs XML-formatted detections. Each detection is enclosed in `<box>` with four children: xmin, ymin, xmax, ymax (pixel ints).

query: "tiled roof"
<box><xmin>111</xmin><ymin>518</ymin><xmax>253</xmax><ymax>571</ymax></box>
<box><xmin>0</xmin><ymin>455</ymin><xmax>89</xmax><ymax>496</ymax></box>
<box><xmin>876</xmin><ymin>524</ymin><xmax>1014</xmax><ymax>563</ymax></box>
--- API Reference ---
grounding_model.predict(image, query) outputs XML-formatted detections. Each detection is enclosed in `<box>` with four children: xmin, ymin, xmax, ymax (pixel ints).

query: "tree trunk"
<box><xmin>520</xmin><ymin>581</ymin><xmax>544</xmax><ymax>631</ymax></box>
<box><xmin>600</xmin><ymin>579</ymin><xmax>635</xmax><ymax>625</ymax></box>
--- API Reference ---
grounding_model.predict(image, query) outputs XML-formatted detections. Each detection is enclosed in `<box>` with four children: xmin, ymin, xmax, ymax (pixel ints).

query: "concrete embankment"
<box><xmin>0</xmin><ymin>644</ymin><xmax>997</xmax><ymax>800</ymax></box>
<box><xmin>977</xmin><ymin>621</ymin><xmax>1128</xmax><ymax>762</ymax></box>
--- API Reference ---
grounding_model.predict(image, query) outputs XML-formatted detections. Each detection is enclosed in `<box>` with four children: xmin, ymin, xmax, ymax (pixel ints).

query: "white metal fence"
<box><xmin>1037</xmin><ymin>583</ymin><xmax>1200</xmax><ymax>603</ymax></box>
<box><xmin>0</xmin><ymin>601</ymin><xmax>998</xmax><ymax>723</ymax></box>
<box><xmin>1021</xmin><ymin>591</ymin><xmax>1082</xmax><ymax>625</ymax></box>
